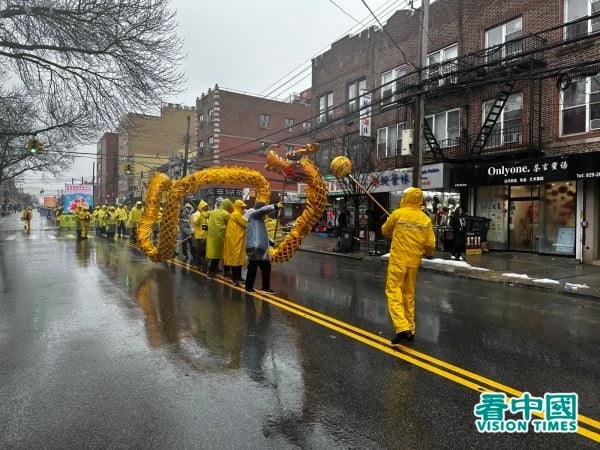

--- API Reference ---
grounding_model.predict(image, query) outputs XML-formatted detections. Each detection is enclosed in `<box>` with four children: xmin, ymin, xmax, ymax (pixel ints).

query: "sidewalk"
<box><xmin>298</xmin><ymin>234</ymin><xmax>600</xmax><ymax>300</ymax></box>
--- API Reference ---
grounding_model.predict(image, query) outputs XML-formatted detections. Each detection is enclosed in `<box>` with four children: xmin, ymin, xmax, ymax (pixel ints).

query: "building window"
<box><xmin>565</xmin><ymin>0</ymin><xmax>600</xmax><ymax>39</ymax></box>
<box><xmin>207</xmin><ymin>108</ymin><xmax>214</xmax><ymax>123</ymax></box>
<box><xmin>208</xmin><ymin>136</ymin><xmax>214</xmax><ymax>147</ymax></box>
<box><xmin>377</xmin><ymin>123</ymin><xmax>405</xmax><ymax>159</ymax></box>
<box><xmin>284</xmin><ymin>118</ymin><xmax>294</xmax><ymax>132</ymax></box>
<box><xmin>486</xmin><ymin>17</ymin><xmax>522</xmax><ymax>63</ymax></box>
<box><xmin>427</xmin><ymin>44</ymin><xmax>458</xmax><ymax>87</ymax></box>
<box><xmin>198</xmin><ymin>113</ymin><xmax>205</xmax><ymax>127</ymax></box>
<box><xmin>259</xmin><ymin>141</ymin><xmax>271</xmax><ymax>155</ymax></box>
<box><xmin>561</xmin><ymin>75</ymin><xmax>600</xmax><ymax>135</ymax></box>
<box><xmin>483</xmin><ymin>93</ymin><xmax>523</xmax><ymax>147</ymax></box>
<box><xmin>198</xmin><ymin>140</ymin><xmax>204</xmax><ymax>154</ymax></box>
<box><xmin>425</xmin><ymin>109</ymin><xmax>460</xmax><ymax>148</ymax></box>
<box><xmin>314</xmin><ymin>139</ymin><xmax>334</xmax><ymax>172</ymax></box>
<box><xmin>346</xmin><ymin>78</ymin><xmax>367</xmax><ymax>113</ymax></box>
<box><xmin>260</xmin><ymin>114</ymin><xmax>271</xmax><ymax>129</ymax></box>
<box><xmin>284</xmin><ymin>144</ymin><xmax>295</xmax><ymax>153</ymax></box>
<box><xmin>317</xmin><ymin>92</ymin><xmax>334</xmax><ymax>124</ymax></box>
<box><xmin>302</xmin><ymin>120</ymin><xmax>311</xmax><ymax>132</ymax></box>
<box><xmin>381</xmin><ymin>66</ymin><xmax>406</xmax><ymax>106</ymax></box>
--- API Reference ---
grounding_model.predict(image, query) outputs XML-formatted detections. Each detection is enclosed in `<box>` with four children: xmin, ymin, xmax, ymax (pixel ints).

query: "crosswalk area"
<box><xmin>0</xmin><ymin>231</ymin><xmax>95</xmax><ymax>241</ymax></box>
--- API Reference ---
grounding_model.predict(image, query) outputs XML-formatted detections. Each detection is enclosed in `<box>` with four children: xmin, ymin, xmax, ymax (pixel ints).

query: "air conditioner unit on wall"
<box><xmin>401</xmin><ymin>129</ymin><xmax>413</xmax><ymax>155</ymax></box>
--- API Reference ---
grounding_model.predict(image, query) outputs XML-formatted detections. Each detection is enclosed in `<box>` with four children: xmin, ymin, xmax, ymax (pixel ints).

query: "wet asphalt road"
<box><xmin>0</xmin><ymin>214</ymin><xmax>599</xmax><ymax>448</ymax></box>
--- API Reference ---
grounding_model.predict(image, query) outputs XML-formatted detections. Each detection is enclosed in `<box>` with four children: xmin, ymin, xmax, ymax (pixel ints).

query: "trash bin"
<box><xmin>340</xmin><ymin>228</ymin><xmax>354</xmax><ymax>253</ymax></box>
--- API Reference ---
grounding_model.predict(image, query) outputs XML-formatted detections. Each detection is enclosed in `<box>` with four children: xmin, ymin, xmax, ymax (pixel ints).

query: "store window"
<box><xmin>486</xmin><ymin>17</ymin><xmax>522</xmax><ymax>62</ymax></box>
<box><xmin>539</xmin><ymin>181</ymin><xmax>576</xmax><ymax>254</ymax></box>
<box><xmin>381</xmin><ymin>66</ymin><xmax>406</xmax><ymax>106</ymax></box>
<box><xmin>476</xmin><ymin>185</ymin><xmax>509</xmax><ymax>250</ymax></box>
<box><xmin>561</xmin><ymin>75</ymin><xmax>600</xmax><ymax>135</ymax></box>
<box><xmin>564</xmin><ymin>0</ymin><xmax>600</xmax><ymax>39</ymax></box>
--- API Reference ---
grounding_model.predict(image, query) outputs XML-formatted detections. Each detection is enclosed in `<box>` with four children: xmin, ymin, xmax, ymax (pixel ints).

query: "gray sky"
<box><xmin>22</xmin><ymin>0</ymin><xmax>405</xmax><ymax>197</ymax></box>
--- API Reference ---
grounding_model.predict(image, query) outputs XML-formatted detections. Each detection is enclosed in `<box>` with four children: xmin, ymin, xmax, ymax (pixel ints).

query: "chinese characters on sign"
<box><xmin>359</xmin><ymin>90</ymin><xmax>372</xmax><ymax>137</ymax></box>
<box><xmin>474</xmin><ymin>392</ymin><xmax>578</xmax><ymax>434</ymax></box>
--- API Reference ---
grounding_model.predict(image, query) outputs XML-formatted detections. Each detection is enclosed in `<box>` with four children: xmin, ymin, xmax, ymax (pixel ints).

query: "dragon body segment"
<box><xmin>138</xmin><ymin>144</ymin><xmax>328</xmax><ymax>264</ymax></box>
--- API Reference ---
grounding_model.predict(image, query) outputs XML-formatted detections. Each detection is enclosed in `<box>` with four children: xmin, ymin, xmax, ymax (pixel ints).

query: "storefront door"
<box><xmin>509</xmin><ymin>198</ymin><xmax>540</xmax><ymax>252</ymax></box>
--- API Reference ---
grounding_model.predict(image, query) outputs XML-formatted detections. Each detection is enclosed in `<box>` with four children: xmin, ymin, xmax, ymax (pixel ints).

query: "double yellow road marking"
<box><xmin>125</xmin><ymin>242</ymin><xmax>600</xmax><ymax>443</ymax></box>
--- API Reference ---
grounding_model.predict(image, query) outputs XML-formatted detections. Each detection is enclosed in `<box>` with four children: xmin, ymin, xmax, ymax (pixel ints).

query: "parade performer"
<box><xmin>381</xmin><ymin>187</ymin><xmax>435</xmax><ymax>345</ymax></box>
<box><xmin>128</xmin><ymin>201</ymin><xmax>144</xmax><ymax>243</ymax></box>
<box><xmin>106</xmin><ymin>206</ymin><xmax>118</xmax><ymax>239</ymax></box>
<box><xmin>206</xmin><ymin>198</ymin><xmax>233</xmax><ymax>277</ymax></box>
<box><xmin>244</xmin><ymin>201</ymin><xmax>282</xmax><ymax>294</ymax></box>
<box><xmin>21</xmin><ymin>207</ymin><xmax>33</xmax><ymax>231</ymax></box>
<box><xmin>116</xmin><ymin>204</ymin><xmax>128</xmax><ymax>238</ymax></box>
<box><xmin>79</xmin><ymin>206</ymin><xmax>92</xmax><ymax>239</ymax></box>
<box><xmin>75</xmin><ymin>204</ymin><xmax>84</xmax><ymax>238</ymax></box>
<box><xmin>191</xmin><ymin>201</ymin><xmax>210</xmax><ymax>269</ymax></box>
<box><xmin>224</xmin><ymin>199</ymin><xmax>247</xmax><ymax>286</ymax></box>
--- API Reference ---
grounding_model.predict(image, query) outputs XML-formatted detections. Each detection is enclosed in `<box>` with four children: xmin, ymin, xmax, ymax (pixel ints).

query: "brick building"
<box><xmin>195</xmin><ymin>85</ymin><xmax>312</xmax><ymax>216</ymax></box>
<box><xmin>95</xmin><ymin>133</ymin><xmax>119</xmax><ymax>205</ymax></box>
<box><xmin>309</xmin><ymin>0</ymin><xmax>600</xmax><ymax>263</ymax></box>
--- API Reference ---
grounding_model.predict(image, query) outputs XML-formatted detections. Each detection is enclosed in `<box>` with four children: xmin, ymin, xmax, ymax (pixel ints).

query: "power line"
<box><xmin>327</xmin><ymin>0</ymin><xmax>368</xmax><ymax>27</ymax></box>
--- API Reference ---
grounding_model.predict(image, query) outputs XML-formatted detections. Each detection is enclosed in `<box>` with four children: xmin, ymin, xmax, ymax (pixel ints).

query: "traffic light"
<box><xmin>27</xmin><ymin>138</ymin><xmax>43</xmax><ymax>155</ymax></box>
<box><xmin>123</xmin><ymin>163</ymin><xmax>133</xmax><ymax>174</ymax></box>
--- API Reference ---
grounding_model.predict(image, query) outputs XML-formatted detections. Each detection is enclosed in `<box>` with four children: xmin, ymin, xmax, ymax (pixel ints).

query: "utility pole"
<box><xmin>412</xmin><ymin>0</ymin><xmax>429</xmax><ymax>188</ymax></box>
<box><xmin>182</xmin><ymin>115</ymin><xmax>191</xmax><ymax>178</ymax></box>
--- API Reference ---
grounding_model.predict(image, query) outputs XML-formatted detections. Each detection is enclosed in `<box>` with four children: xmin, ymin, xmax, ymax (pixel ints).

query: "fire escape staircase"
<box><xmin>422</xmin><ymin>119</ymin><xmax>445</xmax><ymax>162</ymax></box>
<box><xmin>471</xmin><ymin>80</ymin><xmax>517</xmax><ymax>156</ymax></box>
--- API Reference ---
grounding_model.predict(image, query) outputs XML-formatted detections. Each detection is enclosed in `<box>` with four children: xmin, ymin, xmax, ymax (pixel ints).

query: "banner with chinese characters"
<box><xmin>63</xmin><ymin>184</ymin><xmax>93</xmax><ymax>213</ymax></box>
<box><xmin>359</xmin><ymin>90</ymin><xmax>372</xmax><ymax>137</ymax></box>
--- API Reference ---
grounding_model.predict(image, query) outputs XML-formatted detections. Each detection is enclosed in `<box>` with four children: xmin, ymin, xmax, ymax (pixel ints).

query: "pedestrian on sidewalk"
<box><xmin>381</xmin><ymin>187</ymin><xmax>435</xmax><ymax>345</ymax></box>
<box><xmin>244</xmin><ymin>201</ymin><xmax>282</xmax><ymax>294</ymax></box>
<box><xmin>450</xmin><ymin>207</ymin><xmax>467</xmax><ymax>261</ymax></box>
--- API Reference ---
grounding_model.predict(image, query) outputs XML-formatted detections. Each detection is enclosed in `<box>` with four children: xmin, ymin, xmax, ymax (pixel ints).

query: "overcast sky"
<box><xmin>23</xmin><ymin>0</ymin><xmax>406</xmax><ymax>196</ymax></box>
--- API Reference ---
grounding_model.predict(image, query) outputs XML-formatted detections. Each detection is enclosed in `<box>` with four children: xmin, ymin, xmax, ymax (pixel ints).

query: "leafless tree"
<box><xmin>0</xmin><ymin>0</ymin><xmax>184</xmax><ymax>179</ymax></box>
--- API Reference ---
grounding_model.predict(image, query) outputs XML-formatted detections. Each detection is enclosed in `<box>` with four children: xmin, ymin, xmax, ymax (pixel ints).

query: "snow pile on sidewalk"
<box><xmin>380</xmin><ymin>253</ymin><xmax>491</xmax><ymax>272</ymax></box>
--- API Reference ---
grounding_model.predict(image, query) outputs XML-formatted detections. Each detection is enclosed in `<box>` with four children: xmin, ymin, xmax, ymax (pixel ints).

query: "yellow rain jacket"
<box><xmin>116</xmin><ymin>205</ymin><xmax>128</xmax><ymax>222</ymax></box>
<box><xmin>381</xmin><ymin>188</ymin><xmax>436</xmax><ymax>267</ymax></box>
<box><xmin>128</xmin><ymin>205</ymin><xmax>144</xmax><ymax>226</ymax></box>
<box><xmin>223</xmin><ymin>201</ymin><xmax>247</xmax><ymax>267</ymax></box>
<box><xmin>98</xmin><ymin>205</ymin><xmax>108</xmax><ymax>227</ymax></box>
<box><xmin>206</xmin><ymin>199</ymin><xmax>233</xmax><ymax>259</ymax></box>
<box><xmin>192</xmin><ymin>201</ymin><xmax>210</xmax><ymax>239</ymax></box>
<box><xmin>381</xmin><ymin>187</ymin><xmax>435</xmax><ymax>335</ymax></box>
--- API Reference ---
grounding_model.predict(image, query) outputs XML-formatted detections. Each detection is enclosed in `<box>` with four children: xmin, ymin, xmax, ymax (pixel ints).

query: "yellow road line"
<box><xmin>126</xmin><ymin>247</ymin><xmax>600</xmax><ymax>442</ymax></box>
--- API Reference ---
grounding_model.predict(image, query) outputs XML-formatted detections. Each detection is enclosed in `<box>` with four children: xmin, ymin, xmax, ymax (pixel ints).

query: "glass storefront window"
<box><xmin>476</xmin><ymin>185</ymin><xmax>509</xmax><ymax>250</ymax></box>
<box><xmin>539</xmin><ymin>181</ymin><xmax>576</xmax><ymax>254</ymax></box>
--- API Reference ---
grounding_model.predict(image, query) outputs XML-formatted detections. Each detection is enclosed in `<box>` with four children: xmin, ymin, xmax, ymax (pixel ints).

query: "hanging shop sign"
<box><xmin>572</xmin><ymin>151</ymin><xmax>600</xmax><ymax>179</ymax></box>
<box><xmin>297</xmin><ymin>176</ymin><xmax>345</xmax><ymax>196</ymax></box>
<box><xmin>370</xmin><ymin>163</ymin><xmax>446</xmax><ymax>193</ymax></box>
<box><xmin>359</xmin><ymin>89</ymin><xmax>372</xmax><ymax>137</ymax></box>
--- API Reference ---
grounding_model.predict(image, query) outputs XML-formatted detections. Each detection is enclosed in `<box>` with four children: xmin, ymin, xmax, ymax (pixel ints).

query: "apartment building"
<box><xmin>117</xmin><ymin>103</ymin><xmax>196</xmax><ymax>203</ymax></box>
<box><xmin>95</xmin><ymin>133</ymin><xmax>119</xmax><ymax>205</ymax></box>
<box><xmin>195</xmin><ymin>85</ymin><xmax>311</xmax><ymax>214</ymax></box>
<box><xmin>310</xmin><ymin>0</ymin><xmax>600</xmax><ymax>263</ymax></box>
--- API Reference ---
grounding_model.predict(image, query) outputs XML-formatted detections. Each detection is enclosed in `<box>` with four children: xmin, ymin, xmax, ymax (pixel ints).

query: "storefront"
<box><xmin>464</xmin><ymin>152</ymin><xmax>600</xmax><ymax>258</ymax></box>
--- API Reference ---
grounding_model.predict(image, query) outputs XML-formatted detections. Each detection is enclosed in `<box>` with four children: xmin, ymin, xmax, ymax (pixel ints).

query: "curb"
<box><xmin>299</xmin><ymin>248</ymin><xmax>600</xmax><ymax>301</ymax></box>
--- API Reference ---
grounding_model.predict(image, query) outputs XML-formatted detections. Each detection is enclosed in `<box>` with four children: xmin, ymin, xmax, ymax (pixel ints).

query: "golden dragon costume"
<box><xmin>138</xmin><ymin>144</ymin><xmax>327</xmax><ymax>263</ymax></box>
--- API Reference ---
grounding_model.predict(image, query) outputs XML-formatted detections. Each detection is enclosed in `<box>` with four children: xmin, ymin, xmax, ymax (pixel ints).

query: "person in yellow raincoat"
<box><xmin>128</xmin><ymin>201</ymin><xmax>144</xmax><ymax>243</ymax></box>
<box><xmin>191</xmin><ymin>201</ymin><xmax>210</xmax><ymax>269</ymax></box>
<box><xmin>116</xmin><ymin>204</ymin><xmax>127</xmax><ymax>238</ymax></box>
<box><xmin>224</xmin><ymin>199</ymin><xmax>248</xmax><ymax>286</ymax></box>
<box><xmin>98</xmin><ymin>205</ymin><xmax>108</xmax><ymax>235</ymax></box>
<box><xmin>381</xmin><ymin>187</ymin><xmax>435</xmax><ymax>345</ymax></box>
<box><xmin>22</xmin><ymin>207</ymin><xmax>33</xmax><ymax>231</ymax></box>
<box><xmin>206</xmin><ymin>198</ymin><xmax>233</xmax><ymax>277</ymax></box>
<box><xmin>79</xmin><ymin>205</ymin><xmax>92</xmax><ymax>239</ymax></box>
<box><xmin>106</xmin><ymin>206</ymin><xmax>118</xmax><ymax>239</ymax></box>
<box><xmin>92</xmin><ymin>206</ymin><xmax>100</xmax><ymax>233</ymax></box>
<box><xmin>74</xmin><ymin>204</ymin><xmax>84</xmax><ymax>238</ymax></box>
